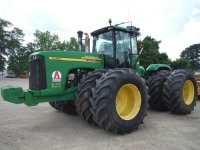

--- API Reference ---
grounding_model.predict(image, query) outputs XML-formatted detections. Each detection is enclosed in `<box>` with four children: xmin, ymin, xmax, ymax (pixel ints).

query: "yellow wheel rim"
<box><xmin>182</xmin><ymin>80</ymin><xmax>194</xmax><ymax>105</ymax></box>
<box><xmin>115</xmin><ymin>84</ymin><xmax>141</xmax><ymax>120</ymax></box>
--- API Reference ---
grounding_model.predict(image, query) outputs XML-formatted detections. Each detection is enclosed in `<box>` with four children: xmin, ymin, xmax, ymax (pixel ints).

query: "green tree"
<box><xmin>0</xmin><ymin>18</ymin><xmax>24</xmax><ymax>71</ymax></box>
<box><xmin>170</xmin><ymin>58</ymin><xmax>191</xmax><ymax>70</ymax></box>
<box><xmin>66</xmin><ymin>37</ymin><xmax>78</xmax><ymax>51</ymax></box>
<box><xmin>138</xmin><ymin>36</ymin><xmax>170</xmax><ymax>68</ymax></box>
<box><xmin>33</xmin><ymin>30</ymin><xmax>78</xmax><ymax>51</ymax></box>
<box><xmin>180</xmin><ymin>43</ymin><xmax>200</xmax><ymax>71</ymax></box>
<box><xmin>34</xmin><ymin>30</ymin><xmax>60</xmax><ymax>50</ymax></box>
<box><xmin>7</xmin><ymin>42</ymin><xmax>37</xmax><ymax>77</ymax></box>
<box><xmin>7</xmin><ymin>46</ymin><xmax>33</xmax><ymax>77</ymax></box>
<box><xmin>26</xmin><ymin>42</ymin><xmax>37</xmax><ymax>51</ymax></box>
<box><xmin>0</xmin><ymin>55</ymin><xmax>6</xmax><ymax>71</ymax></box>
<box><xmin>158</xmin><ymin>52</ymin><xmax>171</xmax><ymax>64</ymax></box>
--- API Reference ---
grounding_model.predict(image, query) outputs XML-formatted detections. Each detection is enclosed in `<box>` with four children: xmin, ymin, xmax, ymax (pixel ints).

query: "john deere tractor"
<box><xmin>1</xmin><ymin>19</ymin><xmax>197</xmax><ymax>134</ymax></box>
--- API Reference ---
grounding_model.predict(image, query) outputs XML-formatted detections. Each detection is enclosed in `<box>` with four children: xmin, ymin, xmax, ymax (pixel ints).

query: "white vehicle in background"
<box><xmin>3</xmin><ymin>70</ymin><xmax>16</xmax><ymax>78</ymax></box>
<box><xmin>5</xmin><ymin>73</ymin><xmax>16</xmax><ymax>78</ymax></box>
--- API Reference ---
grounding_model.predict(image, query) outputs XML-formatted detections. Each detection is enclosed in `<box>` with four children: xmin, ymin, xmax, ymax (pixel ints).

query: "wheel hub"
<box><xmin>182</xmin><ymin>80</ymin><xmax>194</xmax><ymax>105</ymax></box>
<box><xmin>116</xmin><ymin>84</ymin><xmax>141</xmax><ymax>120</ymax></box>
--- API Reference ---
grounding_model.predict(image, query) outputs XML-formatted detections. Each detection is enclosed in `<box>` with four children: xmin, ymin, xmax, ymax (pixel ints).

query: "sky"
<box><xmin>0</xmin><ymin>0</ymin><xmax>200</xmax><ymax>60</ymax></box>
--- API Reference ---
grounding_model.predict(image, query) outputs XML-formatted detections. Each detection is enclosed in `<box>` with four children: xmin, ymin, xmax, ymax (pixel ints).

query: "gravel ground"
<box><xmin>0</xmin><ymin>78</ymin><xmax>200</xmax><ymax>150</ymax></box>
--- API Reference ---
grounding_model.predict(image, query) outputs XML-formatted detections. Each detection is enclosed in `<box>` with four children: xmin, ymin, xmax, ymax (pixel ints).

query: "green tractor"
<box><xmin>1</xmin><ymin>19</ymin><xmax>197</xmax><ymax>134</ymax></box>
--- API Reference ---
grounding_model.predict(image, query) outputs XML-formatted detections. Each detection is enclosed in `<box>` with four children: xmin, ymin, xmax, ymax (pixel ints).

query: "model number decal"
<box><xmin>49</xmin><ymin>56</ymin><xmax>101</xmax><ymax>63</ymax></box>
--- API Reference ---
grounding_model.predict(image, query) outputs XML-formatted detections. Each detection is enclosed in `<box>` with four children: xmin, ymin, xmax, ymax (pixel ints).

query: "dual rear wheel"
<box><xmin>76</xmin><ymin>68</ymin><xmax>148</xmax><ymax>134</ymax></box>
<box><xmin>147</xmin><ymin>69</ymin><xmax>197</xmax><ymax>114</ymax></box>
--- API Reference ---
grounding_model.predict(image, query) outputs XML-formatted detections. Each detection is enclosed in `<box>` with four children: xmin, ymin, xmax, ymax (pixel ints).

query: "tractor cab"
<box><xmin>91</xmin><ymin>21</ymin><xmax>140</xmax><ymax>68</ymax></box>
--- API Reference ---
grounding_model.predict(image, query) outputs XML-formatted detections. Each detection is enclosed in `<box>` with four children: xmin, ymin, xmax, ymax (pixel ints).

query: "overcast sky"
<box><xmin>1</xmin><ymin>0</ymin><xmax>200</xmax><ymax>60</ymax></box>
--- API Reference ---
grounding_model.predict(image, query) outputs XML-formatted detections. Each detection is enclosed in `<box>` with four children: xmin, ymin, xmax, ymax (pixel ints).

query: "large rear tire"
<box><xmin>147</xmin><ymin>70</ymin><xmax>171</xmax><ymax>111</ymax></box>
<box><xmin>75</xmin><ymin>69</ymin><xmax>107</xmax><ymax>125</ymax></box>
<box><xmin>163</xmin><ymin>69</ymin><xmax>197</xmax><ymax>114</ymax></box>
<box><xmin>90</xmin><ymin>68</ymin><xmax>148</xmax><ymax>134</ymax></box>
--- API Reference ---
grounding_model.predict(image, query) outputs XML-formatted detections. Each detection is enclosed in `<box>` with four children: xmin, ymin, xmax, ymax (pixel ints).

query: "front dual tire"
<box><xmin>86</xmin><ymin>68</ymin><xmax>148</xmax><ymax>134</ymax></box>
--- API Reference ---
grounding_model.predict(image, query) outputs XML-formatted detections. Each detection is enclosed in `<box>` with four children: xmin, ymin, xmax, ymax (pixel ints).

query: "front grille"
<box><xmin>29</xmin><ymin>55</ymin><xmax>47</xmax><ymax>90</ymax></box>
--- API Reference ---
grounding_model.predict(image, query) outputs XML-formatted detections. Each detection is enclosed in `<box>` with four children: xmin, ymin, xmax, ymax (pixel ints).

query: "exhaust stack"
<box><xmin>84</xmin><ymin>33</ymin><xmax>90</xmax><ymax>52</ymax></box>
<box><xmin>77</xmin><ymin>31</ymin><xmax>83</xmax><ymax>51</ymax></box>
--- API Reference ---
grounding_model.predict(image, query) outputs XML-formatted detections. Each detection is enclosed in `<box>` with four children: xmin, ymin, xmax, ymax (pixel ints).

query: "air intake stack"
<box><xmin>77</xmin><ymin>31</ymin><xmax>83</xmax><ymax>51</ymax></box>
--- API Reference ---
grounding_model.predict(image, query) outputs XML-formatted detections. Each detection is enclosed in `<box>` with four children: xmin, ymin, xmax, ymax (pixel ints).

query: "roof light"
<box><xmin>109</xmin><ymin>18</ymin><xmax>112</xmax><ymax>26</ymax></box>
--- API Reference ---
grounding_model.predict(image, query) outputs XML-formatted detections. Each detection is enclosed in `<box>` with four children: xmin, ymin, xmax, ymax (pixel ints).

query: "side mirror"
<box><xmin>126</xmin><ymin>26</ymin><xmax>140</xmax><ymax>35</ymax></box>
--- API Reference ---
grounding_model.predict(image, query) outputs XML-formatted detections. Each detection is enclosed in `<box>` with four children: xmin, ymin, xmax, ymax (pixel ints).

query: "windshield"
<box><xmin>115</xmin><ymin>31</ymin><xmax>137</xmax><ymax>54</ymax></box>
<box><xmin>131</xmin><ymin>36</ymin><xmax>137</xmax><ymax>54</ymax></box>
<box><xmin>93</xmin><ymin>32</ymin><xmax>113</xmax><ymax>56</ymax></box>
<box><xmin>92</xmin><ymin>29</ymin><xmax>138</xmax><ymax>68</ymax></box>
<box><xmin>116</xmin><ymin>31</ymin><xmax>130</xmax><ymax>52</ymax></box>
<box><xmin>93</xmin><ymin>31</ymin><xmax>137</xmax><ymax>55</ymax></box>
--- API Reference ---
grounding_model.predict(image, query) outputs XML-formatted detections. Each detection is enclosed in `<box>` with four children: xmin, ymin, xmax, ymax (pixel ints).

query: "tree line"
<box><xmin>138</xmin><ymin>37</ymin><xmax>199</xmax><ymax>71</ymax></box>
<box><xmin>0</xmin><ymin>18</ymin><xmax>78</xmax><ymax>77</ymax></box>
<box><xmin>0</xmin><ymin>18</ymin><xmax>199</xmax><ymax>77</ymax></box>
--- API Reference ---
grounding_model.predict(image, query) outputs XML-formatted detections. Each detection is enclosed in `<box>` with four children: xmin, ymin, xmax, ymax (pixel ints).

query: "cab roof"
<box><xmin>91</xmin><ymin>25</ymin><xmax>139</xmax><ymax>36</ymax></box>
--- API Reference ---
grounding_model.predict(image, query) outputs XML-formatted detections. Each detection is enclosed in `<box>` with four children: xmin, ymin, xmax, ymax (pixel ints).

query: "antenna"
<box><xmin>127</xmin><ymin>5</ymin><xmax>129</xmax><ymax>21</ymax></box>
<box><xmin>115</xmin><ymin>21</ymin><xmax>132</xmax><ymax>26</ymax></box>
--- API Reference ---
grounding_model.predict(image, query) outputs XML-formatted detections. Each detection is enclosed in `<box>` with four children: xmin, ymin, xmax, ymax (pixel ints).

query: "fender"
<box><xmin>146</xmin><ymin>64</ymin><xmax>171</xmax><ymax>75</ymax></box>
